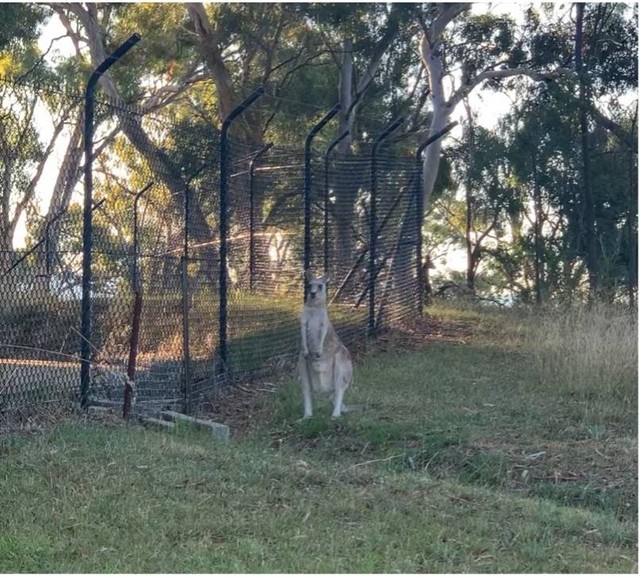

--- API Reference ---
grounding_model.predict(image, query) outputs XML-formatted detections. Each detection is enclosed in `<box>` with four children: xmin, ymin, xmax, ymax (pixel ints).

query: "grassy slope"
<box><xmin>0</xmin><ymin>304</ymin><xmax>636</xmax><ymax>573</ymax></box>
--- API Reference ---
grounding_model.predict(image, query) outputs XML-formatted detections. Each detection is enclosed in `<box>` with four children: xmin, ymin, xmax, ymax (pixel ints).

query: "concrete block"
<box><xmin>142</xmin><ymin>416</ymin><xmax>176</xmax><ymax>432</ymax></box>
<box><xmin>88</xmin><ymin>398</ymin><xmax>122</xmax><ymax>408</ymax></box>
<box><xmin>87</xmin><ymin>406</ymin><xmax>113</xmax><ymax>415</ymax></box>
<box><xmin>160</xmin><ymin>410</ymin><xmax>230</xmax><ymax>442</ymax></box>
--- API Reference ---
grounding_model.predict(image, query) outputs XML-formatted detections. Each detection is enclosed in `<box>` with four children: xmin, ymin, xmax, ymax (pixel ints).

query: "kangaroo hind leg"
<box><xmin>331</xmin><ymin>348</ymin><xmax>353</xmax><ymax>419</ymax></box>
<box><xmin>297</xmin><ymin>356</ymin><xmax>313</xmax><ymax>419</ymax></box>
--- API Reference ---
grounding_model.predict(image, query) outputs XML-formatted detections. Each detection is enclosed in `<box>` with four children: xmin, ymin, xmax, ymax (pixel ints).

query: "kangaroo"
<box><xmin>297</xmin><ymin>270</ymin><xmax>353</xmax><ymax>419</ymax></box>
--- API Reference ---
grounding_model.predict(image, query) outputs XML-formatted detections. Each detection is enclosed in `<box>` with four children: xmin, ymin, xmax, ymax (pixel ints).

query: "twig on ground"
<box><xmin>348</xmin><ymin>453</ymin><xmax>404</xmax><ymax>469</ymax></box>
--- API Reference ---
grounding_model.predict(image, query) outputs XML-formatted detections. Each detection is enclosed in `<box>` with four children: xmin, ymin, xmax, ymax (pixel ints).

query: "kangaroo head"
<box><xmin>304</xmin><ymin>269</ymin><xmax>329</xmax><ymax>305</ymax></box>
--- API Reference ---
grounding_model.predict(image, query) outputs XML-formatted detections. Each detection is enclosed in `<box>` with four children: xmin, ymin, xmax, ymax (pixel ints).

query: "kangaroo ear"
<box><xmin>304</xmin><ymin>269</ymin><xmax>314</xmax><ymax>283</ymax></box>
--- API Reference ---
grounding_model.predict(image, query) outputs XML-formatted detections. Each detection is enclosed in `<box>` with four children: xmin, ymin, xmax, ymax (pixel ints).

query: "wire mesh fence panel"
<box><xmin>0</xmin><ymin>80</ymin><xmax>86</xmax><ymax>411</ymax></box>
<box><xmin>84</xmin><ymin>96</ymin><xmax>205</xmax><ymax>412</ymax></box>
<box><xmin>372</xmin><ymin>150</ymin><xmax>421</xmax><ymax>330</ymax></box>
<box><xmin>321</xmin><ymin>152</ymin><xmax>371</xmax><ymax>349</ymax></box>
<box><xmin>0</xmin><ymin>236</ymin><xmax>82</xmax><ymax>410</ymax></box>
<box><xmin>1</xmin><ymin>77</ymin><xmax>425</xmax><ymax>419</ymax></box>
<box><xmin>183</xmin><ymin>140</ymin><xmax>222</xmax><ymax>407</ymax></box>
<box><xmin>128</xmin><ymin>188</ymin><xmax>185</xmax><ymax>412</ymax></box>
<box><xmin>221</xmin><ymin>141</ymin><xmax>306</xmax><ymax>388</ymax></box>
<box><xmin>0</xmin><ymin>237</ymin><xmax>83</xmax><ymax>412</ymax></box>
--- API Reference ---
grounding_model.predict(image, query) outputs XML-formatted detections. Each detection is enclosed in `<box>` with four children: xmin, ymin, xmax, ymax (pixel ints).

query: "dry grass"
<box><xmin>518</xmin><ymin>303</ymin><xmax>637</xmax><ymax>422</ymax></box>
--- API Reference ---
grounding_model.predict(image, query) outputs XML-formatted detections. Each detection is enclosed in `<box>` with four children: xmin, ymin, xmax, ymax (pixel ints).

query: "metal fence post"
<box><xmin>131</xmin><ymin>182</ymin><xmax>153</xmax><ymax>293</ymax></box>
<box><xmin>323</xmin><ymin>130</ymin><xmax>350</xmax><ymax>275</ymax></box>
<box><xmin>219</xmin><ymin>86</ymin><xmax>265</xmax><ymax>375</ymax></box>
<box><xmin>81</xmin><ymin>33</ymin><xmax>140</xmax><ymax>409</ymax></box>
<box><xmin>178</xmin><ymin>165</ymin><xmax>208</xmax><ymax>412</ymax></box>
<box><xmin>181</xmin><ymin>181</ymin><xmax>192</xmax><ymax>414</ymax></box>
<box><xmin>249</xmin><ymin>142</ymin><xmax>273</xmax><ymax>292</ymax></box>
<box><xmin>124</xmin><ymin>181</ymin><xmax>153</xmax><ymax>419</ymax></box>
<box><xmin>304</xmin><ymin>103</ymin><xmax>341</xmax><ymax>299</ymax></box>
<box><xmin>414</xmin><ymin>121</ymin><xmax>459</xmax><ymax>314</ymax></box>
<box><xmin>369</xmin><ymin>117</ymin><xmax>404</xmax><ymax>336</ymax></box>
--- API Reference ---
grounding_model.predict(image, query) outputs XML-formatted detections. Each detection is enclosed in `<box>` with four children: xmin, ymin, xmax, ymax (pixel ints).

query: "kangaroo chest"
<box><xmin>304</xmin><ymin>308</ymin><xmax>330</xmax><ymax>350</ymax></box>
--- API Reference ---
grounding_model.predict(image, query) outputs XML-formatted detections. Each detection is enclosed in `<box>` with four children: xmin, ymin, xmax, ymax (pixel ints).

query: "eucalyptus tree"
<box><xmin>0</xmin><ymin>81</ymin><xmax>45</xmax><ymax>267</ymax></box>
<box><xmin>52</xmin><ymin>3</ymin><xmax>215</xmax><ymax>246</ymax></box>
<box><xmin>299</xmin><ymin>4</ymin><xmax>408</xmax><ymax>267</ymax></box>
<box><xmin>452</xmin><ymin>106</ymin><xmax>519</xmax><ymax>294</ymax></box>
<box><xmin>186</xmin><ymin>2</ymin><xmax>337</xmax><ymax>143</ymax></box>
<box><xmin>520</xmin><ymin>2</ymin><xmax>638</xmax><ymax>302</ymax></box>
<box><xmin>0</xmin><ymin>3</ymin><xmax>68</xmax><ymax>267</ymax></box>
<box><xmin>414</xmin><ymin>4</ymin><xmax>579</xmax><ymax>215</ymax></box>
<box><xmin>0</xmin><ymin>3</ymin><xmax>47</xmax><ymax>52</ymax></box>
<box><xmin>47</xmin><ymin>3</ymin><xmax>292</xmax><ymax>280</ymax></box>
<box><xmin>495</xmin><ymin>85</ymin><xmax>579</xmax><ymax>303</ymax></box>
<box><xmin>416</xmin><ymin>3</ymin><xmax>636</xmax><ymax>304</ymax></box>
<box><xmin>572</xmin><ymin>2</ymin><xmax>637</xmax><ymax>300</ymax></box>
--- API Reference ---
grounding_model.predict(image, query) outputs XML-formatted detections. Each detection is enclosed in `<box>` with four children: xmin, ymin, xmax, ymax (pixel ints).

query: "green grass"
<box><xmin>0</xmin><ymin>423</ymin><xmax>635</xmax><ymax>573</ymax></box>
<box><xmin>267</xmin><ymin>340</ymin><xmax>636</xmax><ymax>520</ymax></box>
<box><xmin>0</xmin><ymin>302</ymin><xmax>636</xmax><ymax>572</ymax></box>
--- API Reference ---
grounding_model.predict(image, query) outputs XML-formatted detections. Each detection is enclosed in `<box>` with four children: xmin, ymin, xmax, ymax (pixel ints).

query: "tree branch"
<box><xmin>186</xmin><ymin>2</ymin><xmax>236</xmax><ymax>121</ymax></box>
<box><xmin>448</xmin><ymin>66</ymin><xmax>572</xmax><ymax>111</ymax></box>
<box><xmin>419</xmin><ymin>4</ymin><xmax>469</xmax><ymax>48</ymax></box>
<box><xmin>355</xmin><ymin>3</ymin><xmax>402</xmax><ymax>94</ymax></box>
<box><xmin>49</xmin><ymin>4</ymin><xmax>87</xmax><ymax>52</ymax></box>
<box><xmin>13</xmin><ymin>109</ymin><xmax>70</xmax><ymax>232</ymax></box>
<box><xmin>590</xmin><ymin>101</ymin><xmax>637</xmax><ymax>151</ymax></box>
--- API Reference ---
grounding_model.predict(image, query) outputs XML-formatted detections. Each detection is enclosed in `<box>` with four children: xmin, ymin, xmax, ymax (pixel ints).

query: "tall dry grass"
<box><xmin>520</xmin><ymin>302</ymin><xmax>637</xmax><ymax>423</ymax></box>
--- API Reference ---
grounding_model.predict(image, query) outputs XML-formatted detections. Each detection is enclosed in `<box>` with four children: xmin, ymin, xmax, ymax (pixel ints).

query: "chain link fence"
<box><xmin>1</xmin><ymin>77</ymin><xmax>433</xmax><ymax>418</ymax></box>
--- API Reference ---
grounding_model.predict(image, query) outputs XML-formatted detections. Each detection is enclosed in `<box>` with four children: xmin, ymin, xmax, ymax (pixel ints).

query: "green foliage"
<box><xmin>452</xmin><ymin>13</ymin><xmax>522</xmax><ymax>82</ymax></box>
<box><xmin>583</xmin><ymin>3</ymin><xmax>638</xmax><ymax>97</ymax></box>
<box><xmin>0</xmin><ymin>4</ymin><xmax>49</xmax><ymax>52</ymax></box>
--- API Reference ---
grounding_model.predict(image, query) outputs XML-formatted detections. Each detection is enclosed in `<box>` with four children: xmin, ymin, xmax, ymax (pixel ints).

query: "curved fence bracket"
<box><xmin>369</xmin><ymin>117</ymin><xmax>404</xmax><ymax>336</ymax></box>
<box><xmin>218</xmin><ymin>86</ymin><xmax>265</xmax><ymax>375</ymax></box>
<box><xmin>304</xmin><ymin>103</ymin><xmax>341</xmax><ymax>299</ymax></box>
<box><xmin>81</xmin><ymin>33</ymin><xmax>141</xmax><ymax>409</ymax></box>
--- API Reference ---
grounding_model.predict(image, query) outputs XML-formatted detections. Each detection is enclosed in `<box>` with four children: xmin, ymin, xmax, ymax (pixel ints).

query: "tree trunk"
<box><xmin>187</xmin><ymin>3</ymin><xmax>269</xmax><ymax>287</ymax></box>
<box><xmin>465</xmin><ymin>196</ymin><xmax>474</xmax><ymax>291</ymax></box>
<box><xmin>464</xmin><ymin>100</ymin><xmax>475</xmax><ymax>292</ymax></box>
<box><xmin>532</xmin><ymin>152</ymin><xmax>543</xmax><ymax>304</ymax></box>
<box><xmin>36</xmin><ymin>111</ymin><xmax>84</xmax><ymax>281</ymax></box>
<box><xmin>334</xmin><ymin>38</ymin><xmax>356</xmax><ymax>275</ymax></box>
<box><xmin>331</xmin><ymin>12</ymin><xmax>402</xmax><ymax>278</ymax></box>
<box><xmin>575</xmin><ymin>3</ymin><xmax>598</xmax><ymax>298</ymax></box>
